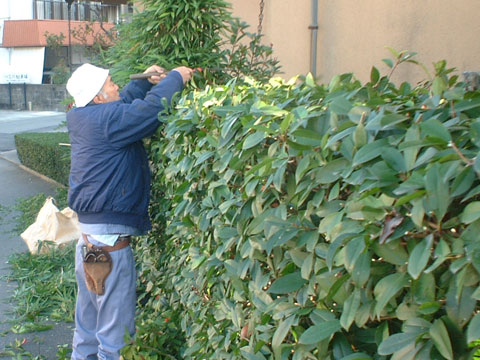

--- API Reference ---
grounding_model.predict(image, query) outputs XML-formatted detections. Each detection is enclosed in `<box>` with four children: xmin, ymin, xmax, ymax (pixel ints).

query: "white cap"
<box><xmin>66</xmin><ymin>63</ymin><xmax>109</xmax><ymax>107</ymax></box>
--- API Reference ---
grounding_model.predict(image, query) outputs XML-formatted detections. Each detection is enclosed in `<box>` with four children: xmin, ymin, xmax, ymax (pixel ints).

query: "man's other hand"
<box><xmin>144</xmin><ymin>65</ymin><xmax>167</xmax><ymax>84</ymax></box>
<box><xmin>172</xmin><ymin>66</ymin><xmax>194</xmax><ymax>84</ymax></box>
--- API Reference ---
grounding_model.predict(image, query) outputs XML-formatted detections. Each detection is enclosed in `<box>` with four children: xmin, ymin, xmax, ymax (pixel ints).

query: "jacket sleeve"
<box><xmin>102</xmin><ymin>71</ymin><xmax>184</xmax><ymax>148</ymax></box>
<box><xmin>120</xmin><ymin>79</ymin><xmax>153</xmax><ymax>104</ymax></box>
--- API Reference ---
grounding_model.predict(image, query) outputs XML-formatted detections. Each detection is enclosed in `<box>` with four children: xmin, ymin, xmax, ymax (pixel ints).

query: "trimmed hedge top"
<box><xmin>15</xmin><ymin>132</ymin><xmax>70</xmax><ymax>186</ymax></box>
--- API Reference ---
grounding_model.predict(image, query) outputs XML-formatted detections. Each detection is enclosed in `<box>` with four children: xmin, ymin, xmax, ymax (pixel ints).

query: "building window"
<box><xmin>33</xmin><ymin>0</ymin><xmax>133</xmax><ymax>23</ymax></box>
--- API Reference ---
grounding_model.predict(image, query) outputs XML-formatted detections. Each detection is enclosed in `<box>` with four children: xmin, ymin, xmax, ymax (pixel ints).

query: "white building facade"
<box><xmin>0</xmin><ymin>0</ymin><xmax>131</xmax><ymax>84</ymax></box>
<box><xmin>0</xmin><ymin>0</ymin><xmax>40</xmax><ymax>83</ymax></box>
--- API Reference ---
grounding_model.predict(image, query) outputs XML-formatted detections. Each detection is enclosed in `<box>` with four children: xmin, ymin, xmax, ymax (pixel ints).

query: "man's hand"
<box><xmin>172</xmin><ymin>66</ymin><xmax>194</xmax><ymax>84</ymax></box>
<box><xmin>144</xmin><ymin>65</ymin><xmax>167</xmax><ymax>84</ymax></box>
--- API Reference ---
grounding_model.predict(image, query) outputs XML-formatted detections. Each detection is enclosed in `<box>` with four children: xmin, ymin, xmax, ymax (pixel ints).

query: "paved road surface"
<box><xmin>0</xmin><ymin>110</ymin><xmax>73</xmax><ymax>358</ymax></box>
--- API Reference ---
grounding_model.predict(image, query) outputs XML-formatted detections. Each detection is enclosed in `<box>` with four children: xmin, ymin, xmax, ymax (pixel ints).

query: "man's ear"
<box><xmin>93</xmin><ymin>93</ymin><xmax>106</xmax><ymax>104</ymax></box>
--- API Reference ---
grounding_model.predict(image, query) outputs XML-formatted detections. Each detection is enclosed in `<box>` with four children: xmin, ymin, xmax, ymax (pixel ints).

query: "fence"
<box><xmin>0</xmin><ymin>84</ymin><xmax>68</xmax><ymax>112</ymax></box>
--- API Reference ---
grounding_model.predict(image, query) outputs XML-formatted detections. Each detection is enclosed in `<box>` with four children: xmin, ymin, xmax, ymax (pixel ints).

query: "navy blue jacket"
<box><xmin>67</xmin><ymin>71</ymin><xmax>184</xmax><ymax>232</ymax></box>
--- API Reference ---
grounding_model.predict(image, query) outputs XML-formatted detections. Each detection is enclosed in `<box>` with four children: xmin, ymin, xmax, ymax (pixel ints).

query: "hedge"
<box><xmin>124</xmin><ymin>59</ymin><xmax>480</xmax><ymax>360</ymax></box>
<box><xmin>15</xmin><ymin>132</ymin><xmax>70</xmax><ymax>186</ymax></box>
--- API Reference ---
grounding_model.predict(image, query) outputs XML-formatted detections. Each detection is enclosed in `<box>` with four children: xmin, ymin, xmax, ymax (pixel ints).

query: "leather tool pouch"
<box><xmin>82</xmin><ymin>245</ymin><xmax>112</xmax><ymax>295</ymax></box>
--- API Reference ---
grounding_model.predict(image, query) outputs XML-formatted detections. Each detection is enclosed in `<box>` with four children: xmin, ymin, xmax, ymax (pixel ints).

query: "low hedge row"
<box><xmin>125</xmin><ymin>60</ymin><xmax>480</xmax><ymax>360</ymax></box>
<box><xmin>15</xmin><ymin>132</ymin><xmax>70</xmax><ymax>186</ymax></box>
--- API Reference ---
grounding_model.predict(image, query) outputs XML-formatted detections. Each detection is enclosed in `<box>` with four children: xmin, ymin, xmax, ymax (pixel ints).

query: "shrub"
<box><xmin>101</xmin><ymin>0</ymin><xmax>280</xmax><ymax>86</ymax></box>
<box><xmin>128</xmin><ymin>55</ymin><xmax>480</xmax><ymax>359</ymax></box>
<box><xmin>15</xmin><ymin>132</ymin><xmax>70</xmax><ymax>186</ymax></box>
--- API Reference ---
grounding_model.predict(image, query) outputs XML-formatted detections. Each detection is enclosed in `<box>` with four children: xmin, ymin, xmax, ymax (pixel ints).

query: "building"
<box><xmin>0</xmin><ymin>0</ymin><xmax>132</xmax><ymax>84</ymax></box>
<box><xmin>229</xmin><ymin>0</ymin><xmax>480</xmax><ymax>85</ymax></box>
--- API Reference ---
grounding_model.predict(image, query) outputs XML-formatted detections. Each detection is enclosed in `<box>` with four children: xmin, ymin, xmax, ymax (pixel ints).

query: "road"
<box><xmin>0</xmin><ymin>110</ymin><xmax>73</xmax><ymax>358</ymax></box>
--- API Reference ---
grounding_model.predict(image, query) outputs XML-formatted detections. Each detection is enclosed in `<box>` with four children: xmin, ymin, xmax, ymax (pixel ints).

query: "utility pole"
<box><xmin>65</xmin><ymin>0</ymin><xmax>75</xmax><ymax>71</ymax></box>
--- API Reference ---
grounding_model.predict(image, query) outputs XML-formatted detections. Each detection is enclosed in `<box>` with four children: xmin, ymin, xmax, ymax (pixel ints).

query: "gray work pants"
<box><xmin>71</xmin><ymin>236</ymin><xmax>136</xmax><ymax>360</ymax></box>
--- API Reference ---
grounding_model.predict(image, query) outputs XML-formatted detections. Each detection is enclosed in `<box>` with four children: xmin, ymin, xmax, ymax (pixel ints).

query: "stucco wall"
<box><xmin>229</xmin><ymin>0</ymin><xmax>480</xmax><ymax>85</ymax></box>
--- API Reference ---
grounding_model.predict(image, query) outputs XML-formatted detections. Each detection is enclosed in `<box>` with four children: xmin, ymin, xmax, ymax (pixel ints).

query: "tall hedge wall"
<box><xmin>124</xmin><ymin>63</ymin><xmax>480</xmax><ymax>360</ymax></box>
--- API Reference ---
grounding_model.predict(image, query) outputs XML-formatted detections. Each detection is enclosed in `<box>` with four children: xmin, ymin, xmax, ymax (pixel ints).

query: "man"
<box><xmin>66</xmin><ymin>63</ymin><xmax>193</xmax><ymax>359</ymax></box>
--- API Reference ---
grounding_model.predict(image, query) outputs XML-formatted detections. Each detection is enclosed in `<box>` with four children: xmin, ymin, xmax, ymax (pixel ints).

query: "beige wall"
<box><xmin>229</xmin><ymin>0</ymin><xmax>480</xmax><ymax>85</ymax></box>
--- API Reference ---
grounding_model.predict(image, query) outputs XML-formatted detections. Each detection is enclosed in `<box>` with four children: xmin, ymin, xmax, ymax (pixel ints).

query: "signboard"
<box><xmin>0</xmin><ymin>48</ymin><xmax>45</xmax><ymax>84</ymax></box>
<box><xmin>3</xmin><ymin>72</ymin><xmax>30</xmax><ymax>83</ymax></box>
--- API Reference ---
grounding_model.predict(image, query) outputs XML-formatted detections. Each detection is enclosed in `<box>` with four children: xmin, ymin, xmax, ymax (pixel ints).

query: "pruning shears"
<box><xmin>129</xmin><ymin>67</ymin><xmax>211</xmax><ymax>80</ymax></box>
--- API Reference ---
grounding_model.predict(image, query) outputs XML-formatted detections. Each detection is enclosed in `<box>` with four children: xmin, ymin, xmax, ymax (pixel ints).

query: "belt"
<box><xmin>82</xmin><ymin>234</ymin><xmax>131</xmax><ymax>252</ymax></box>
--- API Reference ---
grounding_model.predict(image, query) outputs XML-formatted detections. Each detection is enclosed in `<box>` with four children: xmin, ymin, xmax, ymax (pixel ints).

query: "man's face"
<box><xmin>95</xmin><ymin>76</ymin><xmax>120</xmax><ymax>103</ymax></box>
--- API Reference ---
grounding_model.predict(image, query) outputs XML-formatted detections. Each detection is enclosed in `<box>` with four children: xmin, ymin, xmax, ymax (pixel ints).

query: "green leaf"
<box><xmin>407</xmin><ymin>234</ymin><xmax>433</xmax><ymax>280</ymax></box>
<box><xmin>292</xmin><ymin>128</ymin><xmax>323</xmax><ymax>147</ymax></box>
<box><xmin>305</xmin><ymin>72</ymin><xmax>315</xmax><ymax>87</ymax></box>
<box><xmin>352</xmin><ymin>251</ymin><xmax>371</xmax><ymax>287</ymax></box>
<box><xmin>370</xmin><ymin>66</ymin><xmax>380</xmax><ymax>84</ymax></box>
<box><xmin>382</xmin><ymin>58</ymin><xmax>394</xmax><ymax>68</ymax></box>
<box><xmin>413</xmin><ymin>273</ymin><xmax>436</xmax><ymax>304</ymax></box>
<box><xmin>432</xmin><ymin>77</ymin><xmax>447</xmax><ymax>96</ymax></box>
<box><xmin>451</xmin><ymin>167</ymin><xmax>475</xmax><ymax>197</ymax></box>
<box><xmin>374</xmin><ymin>273</ymin><xmax>408</xmax><ymax>317</ymax></box>
<box><xmin>243</xmin><ymin>132</ymin><xmax>265</xmax><ymax>150</ymax></box>
<box><xmin>430</xmin><ymin>319</ymin><xmax>453</xmax><ymax>360</ymax></box>
<box><xmin>221</xmin><ymin>113</ymin><xmax>241</xmax><ymax>139</ymax></box>
<box><xmin>420</xmin><ymin>118</ymin><xmax>451</xmax><ymax>143</ymax></box>
<box><xmin>273</xmin><ymin>164</ymin><xmax>286</xmax><ymax>192</ymax></box>
<box><xmin>332</xmin><ymin>333</ymin><xmax>354</xmax><ymax>359</ymax></box>
<box><xmin>386</xmin><ymin>47</ymin><xmax>400</xmax><ymax>58</ymax></box>
<box><xmin>298</xmin><ymin>320</ymin><xmax>341</xmax><ymax>345</ymax></box>
<box><xmin>280</xmin><ymin>113</ymin><xmax>294</xmax><ymax>133</ymax></box>
<box><xmin>240</xmin><ymin>349</ymin><xmax>267</xmax><ymax>360</ymax></box>
<box><xmin>425</xmin><ymin>164</ymin><xmax>450</xmax><ymax>221</ymax></box>
<box><xmin>378</xmin><ymin>332</ymin><xmax>418</xmax><ymax>355</ymax></box>
<box><xmin>251</xmin><ymin>101</ymin><xmax>288</xmax><ymax>116</ymax></box>
<box><xmin>345</xmin><ymin>236</ymin><xmax>365</xmax><ymax>273</ymax></box>
<box><xmin>381</xmin><ymin>147</ymin><xmax>406</xmax><ymax>173</ymax></box>
<box><xmin>340</xmin><ymin>353</ymin><xmax>372</xmax><ymax>360</ymax></box>
<box><xmin>340</xmin><ymin>289</ymin><xmax>361</xmax><ymax>330</ymax></box>
<box><xmin>194</xmin><ymin>151</ymin><xmax>214</xmax><ymax>165</ymax></box>
<box><xmin>353</xmin><ymin>139</ymin><xmax>389</xmax><ymax>166</ymax></box>
<box><xmin>330</xmin><ymin>96</ymin><xmax>353</xmax><ymax>115</ymax></box>
<box><xmin>403</xmin><ymin>125</ymin><xmax>420</xmax><ymax>171</ymax></box>
<box><xmin>380</xmin><ymin>114</ymin><xmax>409</xmax><ymax>129</ymax></box>
<box><xmin>411</xmin><ymin>198</ymin><xmax>425</xmax><ymax>228</ymax></box>
<box><xmin>372</xmin><ymin>239</ymin><xmax>408</xmax><ymax>266</ymax></box>
<box><xmin>301</xmin><ymin>253</ymin><xmax>313</xmax><ymax>280</ymax></box>
<box><xmin>267</xmin><ymin>272</ymin><xmax>306</xmax><ymax>294</ymax></box>
<box><xmin>272</xmin><ymin>315</ymin><xmax>296</xmax><ymax>349</ymax></box>
<box><xmin>295</xmin><ymin>157</ymin><xmax>310</xmax><ymax>184</ymax></box>
<box><xmin>353</xmin><ymin>123</ymin><xmax>367</xmax><ymax>148</ymax></box>
<box><xmin>418</xmin><ymin>302</ymin><xmax>441</xmax><ymax>315</ymax></box>
<box><xmin>460</xmin><ymin>201</ymin><xmax>480</xmax><ymax>224</ymax></box>
<box><xmin>315</xmin><ymin>158</ymin><xmax>350</xmax><ymax>184</ymax></box>
<box><xmin>467</xmin><ymin>313</ymin><xmax>480</xmax><ymax>344</ymax></box>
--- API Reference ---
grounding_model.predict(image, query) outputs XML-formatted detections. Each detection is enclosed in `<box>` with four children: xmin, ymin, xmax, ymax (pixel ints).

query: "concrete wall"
<box><xmin>229</xmin><ymin>0</ymin><xmax>480</xmax><ymax>85</ymax></box>
<box><xmin>0</xmin><ymin>84</ymin><xmax>68</xmax><ymax>111</ymax></box>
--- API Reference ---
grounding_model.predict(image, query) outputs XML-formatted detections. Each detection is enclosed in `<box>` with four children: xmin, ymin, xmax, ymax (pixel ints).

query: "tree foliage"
<box><xmin>101</xmin><ymin>0</ymin><xmax>280</xmax><ymax>86</ymax></box>
<box><xmin>123</xmin><ymin>52</ymin><xmax>480</xmax><ymax>359</ymax></box>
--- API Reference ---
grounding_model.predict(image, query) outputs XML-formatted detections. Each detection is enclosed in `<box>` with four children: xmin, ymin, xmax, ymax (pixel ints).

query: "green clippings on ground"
<box><xmin>0</xmin><ymin>338</ymin><xmax>36</xmax><ymax>358</ymax></box>
<box><xmin>6</xmin><ymin>242</ymin><xmax>76</xmax><ymax>324</ymax></box>
<box><xmin>10</xmin><ymin>323</ymin><xmax>54</xmax><ymax>334</ymax></box>
<box><xmin>56</xmin><ymin>344</ymin><xmax>72</xmax><ymax>360</ymax></box>
<box><xmin>0</xmin><ymin>191</ymin><xmax>74</xmax><ymax>358</ymax></box>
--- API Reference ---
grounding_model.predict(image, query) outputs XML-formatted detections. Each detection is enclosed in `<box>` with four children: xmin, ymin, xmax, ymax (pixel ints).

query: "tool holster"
<box><xmin>81</xmin><ymin>234</ymin><xmax>130</xmax><ymax>295</ymax></box>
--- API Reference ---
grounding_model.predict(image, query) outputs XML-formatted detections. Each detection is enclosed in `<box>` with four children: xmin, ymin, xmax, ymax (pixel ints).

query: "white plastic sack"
<box><xmin>20</xmin><ymin>196</ymin><xmax>81</xmax><ymax>254</ymax></box>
